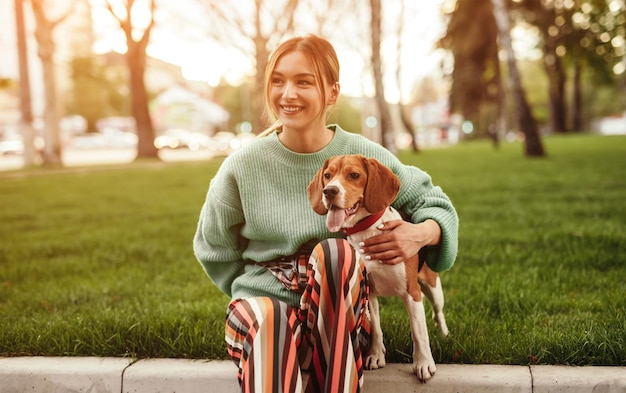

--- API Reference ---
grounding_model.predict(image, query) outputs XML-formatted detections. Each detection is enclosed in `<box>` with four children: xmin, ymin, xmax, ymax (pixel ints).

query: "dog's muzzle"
<box><xmin>323</xmin><ymin>185</ymin><xmax>339</xmax><ymax>201</ymax></box>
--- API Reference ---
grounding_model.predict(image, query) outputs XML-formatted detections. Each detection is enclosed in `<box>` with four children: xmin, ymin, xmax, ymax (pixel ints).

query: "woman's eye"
<box><xmin>271</xmin><ymin>78</ymin><xmax>283</xmax><ymax>85</ymax></box>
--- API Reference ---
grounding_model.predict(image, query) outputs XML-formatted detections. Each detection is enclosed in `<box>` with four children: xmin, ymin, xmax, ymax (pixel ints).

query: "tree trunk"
<box><xmin>394</xmin><ymin>0</ymin><xmax>418</xmax><ymax>153</ymax></box>
<box><xmin>250</xmin><ymin>0</ymin><xmax>297</xmax><ymax>133</ymax></box>
<box><xmin>127</xmin><ymin>43</ymin><xmax>157</xmax><ymax>158</ymax></box>
<box><xmin>39</xmin><ymin>47</ymin><xmax>63</xmax><ymax>166</ymax></box>
<box><xmin>32</xmin><ymin>0</ymin><xmax>63</xmax><ymax>167</ymax></box>
<box><xmin>572</xmin><ymin>57</ymin><xmax>583</xmax><ymax>131</ymax></box>
<box><xmin>399</xmin><ymin>106</ymin><xmax>418</xmax><ymax>152</ymax></box>
<box><xmin>116</xmin><ymin>0</ymin><xmax>158</xmax><ymax>159</ymax></box>
<box><xmin>544</xmin><ymin>49</ymin><xmax>567</xmax><ymax>133</ymax></box>
<box><xmin>492</xmin><ymin>49</ymin><xmax>505</xmax><ymax>149</ymax></box>
<box><xmin>491</xmin><ymin>0</ymin><xmax>545</xmax><ymax>157</ymax></box>
<box><xmin>15</xmin><ymin>0</ymin><xmax>38</xmax><ymax>166</ymax></box>
<box><xmin>369</xmin><ymin>0</ymin><xmax>396</xmax><ymax>153</ymax></box>
<box><xmin>252</xmin><ymin>15</ymin><xmax>268</xmax><ymax>134</ymax></box>
<box><xmin>536</xmin><ymin>4</ymin><xmax>567</xmax><ymax>134</ymax></box>
<box><xmin>198</xmin><ymin>0</ymin><xmax>299</xmax><ymax>134</ymax></box>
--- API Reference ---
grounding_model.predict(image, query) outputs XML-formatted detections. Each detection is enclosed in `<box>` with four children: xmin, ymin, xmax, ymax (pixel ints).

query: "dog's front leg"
<box><xmin>364</xmin><ymin>294</ymin><xmax>386</xmax><ymax>370</ymax></box>
<box><xmin>403</xmin><ymin>295</ymin><xmax>436</xmax><ymax>382</ymax></box>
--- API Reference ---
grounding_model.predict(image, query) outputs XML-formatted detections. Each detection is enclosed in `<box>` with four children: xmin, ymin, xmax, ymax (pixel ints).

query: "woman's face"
<box><xmin>269</xmin><ymin>50</ymin><xmax>333</xmax><ymax>133</ymax></box>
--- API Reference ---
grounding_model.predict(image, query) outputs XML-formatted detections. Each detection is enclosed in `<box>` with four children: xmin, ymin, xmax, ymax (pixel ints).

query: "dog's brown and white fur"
<box><xmin>308</xmin><ymin>154</ymin><xmax>448</xmax><ymax>382</ymax></box>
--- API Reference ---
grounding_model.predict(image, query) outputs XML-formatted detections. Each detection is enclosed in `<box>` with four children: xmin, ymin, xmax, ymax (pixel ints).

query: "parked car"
<box><xmin>208</xmin><ymin>131</ymin><xmax>254</xmax><ymax>156</ymax></box>
<box><xmin>154</xmin><ymin>132</ymin><xmax>184</xmax><ymax>150</ymax></box>
<box><xmin>208</xmin><ymin>131</ymin><xmax>237</xmax><ymax>156</ymax></box>
<box><xmin>72</xmin><ymin>130</ymin><xmax>137</xmax><ymax>149</ymax></box>
<box><xmin>186</xmin><ymin>133</ymin><xmax>212</xmax><ymax>151</ymax></box>
<box><xmin>234</xmin><ymin>133</ymin><xmax>255</xmax><ymax>149</ymax></box>
<box><xmin>154</xmin><ymin>129</ymin><xmax>211</xmax><ymax>151</ymax></box>
<box><xmin>0</xmin><ymin>135</ymin><xmax>23</xmax><ymax>155</ymax></box>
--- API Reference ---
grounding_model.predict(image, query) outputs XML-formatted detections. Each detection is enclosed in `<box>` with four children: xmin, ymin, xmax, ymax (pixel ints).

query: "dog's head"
<box><xmin>307</xmin><ymin>154</ymin><xmax>400</xmax><ymax>232</ymax></box>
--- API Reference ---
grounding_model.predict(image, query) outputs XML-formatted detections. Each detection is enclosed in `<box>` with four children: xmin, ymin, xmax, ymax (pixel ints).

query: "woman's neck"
<box><xmin>278</xmin><ymin>125</ymin><xmax>334</xmax><ymax>153</ymax></box>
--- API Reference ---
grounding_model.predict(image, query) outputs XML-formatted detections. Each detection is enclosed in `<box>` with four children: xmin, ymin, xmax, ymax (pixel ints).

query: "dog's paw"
<box><xmin>364</xmin><ymin>353</ymin><xmax>386</xmax><ymax>370</ymax></box>
<box><xmin>413</xmin><ymin>358</ymin><xmax>436</xmax><ymax>382</ymax></box>
<box><xmin>364</xmin><ymin>345</ymin><xmax>386</xmax><ymax>370</ymax></box>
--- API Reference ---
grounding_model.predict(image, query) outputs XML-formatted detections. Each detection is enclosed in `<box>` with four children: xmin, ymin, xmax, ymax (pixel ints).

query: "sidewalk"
<box><xmin>1</xmin><ymin>357</ymin><xmax>624</xmax><ymax>393</ymax></box>
<box><xmin>0</xmin><ymin>147</ymin><xmax>214</xmax><ymax>172</ymax></box>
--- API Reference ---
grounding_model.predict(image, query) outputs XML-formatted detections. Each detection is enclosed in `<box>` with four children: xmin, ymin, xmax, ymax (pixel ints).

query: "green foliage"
<box><xmin>66</xmin><ymin>55</ymin><xmax>131</xmax><ymax>131</ymax></box>
<box><xmin>66</xmin><ymin>56</ymin><xmax>109</xmax><ymax>132</ymax></box>
<box><xmin>517</xmin><ymin>59</ymin><xmax>549</xmax><ymax>125</ymax></box>
<box><xmin>0</xmin><ymin>78</ymin><xmax>16</xmax><ymax>90</ymax></box>
<box><xmin>441</xmin><ymin>0</ymin><xmax>625</xmax><ymax>134</ymax></box>
<box><xmin>0</xmin><ymin>135</ymin><xmax>625</xmax><ymax>365</ymax></box>
<box><xmin>329</xmin><ymin>96</ymin><xmax>363</xmax><ymax>134</ymax></box>
<box><xmin>439</xmin><ymin>0</ymin><xmax>500</xmax><ymax>121</ymax></box>
<box><xmin>213</xmin><ymin>80</ymin><xmax>254</xmax><ymax>132</ymax></box>
<box><xmin>586</xmin><ymin>84</ymin><xmax>626</xmax><ymax>118</ymax></box>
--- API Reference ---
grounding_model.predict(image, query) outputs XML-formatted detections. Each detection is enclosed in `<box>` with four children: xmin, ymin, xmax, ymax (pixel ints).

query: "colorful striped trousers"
<box><xmin>225</xmin><ymin>239</ymin><xmax>369</xmax><ymax>393</ymax></box>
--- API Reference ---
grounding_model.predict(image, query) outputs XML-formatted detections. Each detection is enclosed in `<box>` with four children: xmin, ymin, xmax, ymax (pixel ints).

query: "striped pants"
<box><xmin>225</xmin><ymin>239</ymin><xmax>369</xmax><ymax>393</ymax></box>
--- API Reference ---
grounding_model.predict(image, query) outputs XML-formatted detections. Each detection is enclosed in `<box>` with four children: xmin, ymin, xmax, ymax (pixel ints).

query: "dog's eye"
<box><xmin>323</xmin><ymin>173</ymin><xmax>331</xmax><ymax>180</ymax></box>
<box><xmin>349</xmin><ymin>172</ymin><xmax>360</xmax><ymax>180</ymax></box>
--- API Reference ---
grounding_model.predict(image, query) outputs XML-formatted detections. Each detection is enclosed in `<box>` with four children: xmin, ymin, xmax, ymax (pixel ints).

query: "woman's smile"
<box><xmin>280</xmin><ymin>105</ymin><xmax>305</xmax><ymax>114</ymax></box>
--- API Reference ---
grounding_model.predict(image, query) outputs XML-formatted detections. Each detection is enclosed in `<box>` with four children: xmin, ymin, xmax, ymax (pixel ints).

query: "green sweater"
<box><xmin>193</xmin><ymin>125</ymin><xmax>458</xmax><ymax>306</ymax></box>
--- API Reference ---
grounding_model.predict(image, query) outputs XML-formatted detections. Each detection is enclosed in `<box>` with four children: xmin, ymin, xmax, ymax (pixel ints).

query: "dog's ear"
<box><xmin>307</xmin><ymin>160</ymin><xmax>330</xmax><ymax>215</ymax></box>
<box><xmin>363</xmin><ymin>157</ymin><xmax>400</xmax><ymax>213</ymax></box>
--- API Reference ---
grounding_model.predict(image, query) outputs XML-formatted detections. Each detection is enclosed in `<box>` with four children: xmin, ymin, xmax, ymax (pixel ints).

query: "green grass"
<box><xmin>1</xmin><ymin>134</ymin><xmax>624</xmax><ymax>366</ymax></box>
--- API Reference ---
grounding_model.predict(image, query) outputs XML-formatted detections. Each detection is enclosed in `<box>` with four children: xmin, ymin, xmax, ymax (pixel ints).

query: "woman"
<box><xmin>193</xmin><ymin>34</ymin><xmax>458</xmax><ymax>393</ymax></box>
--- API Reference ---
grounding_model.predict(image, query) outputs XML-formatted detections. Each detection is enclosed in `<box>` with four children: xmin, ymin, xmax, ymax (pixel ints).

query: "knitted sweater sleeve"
<box><xmin>193</xmin><ymin>166</ymin><xmax>247</xmax><ymax>298</ymax></box>
<box><xmin>393</xmin><ymin>165</ymin><xmax>459</xmax><ymax>272</ymax></box>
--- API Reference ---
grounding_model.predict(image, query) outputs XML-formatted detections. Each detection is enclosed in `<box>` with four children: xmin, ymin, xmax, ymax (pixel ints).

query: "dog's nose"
<box><xmin>323</xmin><ymin>185</ymin><xmax>339</xmax><ymax>199</ymax></box>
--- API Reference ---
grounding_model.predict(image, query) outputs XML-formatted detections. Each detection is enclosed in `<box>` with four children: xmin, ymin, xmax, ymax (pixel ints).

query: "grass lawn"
<box><xmin>0</xmin><ymin>134</ymin><xmax>624</xmax><ymax>366</ymax></box>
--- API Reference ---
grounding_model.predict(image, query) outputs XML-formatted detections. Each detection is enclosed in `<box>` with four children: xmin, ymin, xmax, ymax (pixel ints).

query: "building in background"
<box><xmin>151</xmin><ymin>85</ymin><xmax>229</xmax><ymax>136</ymax></box>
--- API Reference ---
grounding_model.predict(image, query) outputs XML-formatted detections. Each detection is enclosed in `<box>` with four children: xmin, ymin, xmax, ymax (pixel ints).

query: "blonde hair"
<box><xmin>259</xmin><ymin>34</ymin><xmax>340</xmax><ymax>136</ymax></box>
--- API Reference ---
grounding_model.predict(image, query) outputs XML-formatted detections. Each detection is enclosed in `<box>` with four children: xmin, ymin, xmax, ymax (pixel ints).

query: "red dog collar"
<box><xmin>341</xmin><ymin>209</ymin><xmax>387</xmax><ymax>236</ymax></box>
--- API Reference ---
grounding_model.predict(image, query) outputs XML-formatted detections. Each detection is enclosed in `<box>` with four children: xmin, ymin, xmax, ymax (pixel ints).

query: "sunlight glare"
<box><xmin>105</xmin><ymin>1</ymin><xmax>127</xmax><ymax>20</ymax></box>
<box><xmin>337</xmin><ymin>50</ymin><xmax>367</xmax><ymax>97</ymax></box>
<box><xmin>88</xmin><ymin>1</ymin><xmax>449</xmax><ymax>99</ymax></box>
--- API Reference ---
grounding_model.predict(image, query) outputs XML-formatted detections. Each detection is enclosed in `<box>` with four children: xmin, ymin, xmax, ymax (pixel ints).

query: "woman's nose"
<box><xmin>282</xmin><ymin>81</ymin><xmax>297</xmax><ymax>98</ymax></box>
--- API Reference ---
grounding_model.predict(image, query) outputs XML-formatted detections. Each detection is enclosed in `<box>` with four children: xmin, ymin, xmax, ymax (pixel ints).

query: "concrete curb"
<box><xmin>0</xmin><ymin>357</ymin><xmax>624</xmax><ymax>393</ymax></box>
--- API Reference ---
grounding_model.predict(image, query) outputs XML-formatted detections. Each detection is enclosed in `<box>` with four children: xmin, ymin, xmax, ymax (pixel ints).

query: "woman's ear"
<box><xmin>328</xmin><ymin>83</ymin><xmax>340</xmax><ymax>105</ymax></box>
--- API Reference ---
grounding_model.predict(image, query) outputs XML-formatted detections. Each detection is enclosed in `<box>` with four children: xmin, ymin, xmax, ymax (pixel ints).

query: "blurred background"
<box><xmin>0</xmin><ymin>0</ymin><xmax>624</xmax><ymax>169</ymax></box>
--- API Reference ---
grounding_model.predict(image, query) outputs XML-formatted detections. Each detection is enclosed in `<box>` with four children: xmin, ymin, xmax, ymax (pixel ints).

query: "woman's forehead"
<box><xmin>273</xmin><ymin>51</ymin><xmax>316</xmax><ymax>76</ymax></box>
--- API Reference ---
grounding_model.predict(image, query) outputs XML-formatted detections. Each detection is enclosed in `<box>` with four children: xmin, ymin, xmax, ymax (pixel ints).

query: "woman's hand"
<box><xmin>358</xmin><ymin>219</ymin><xmax>441</xmax><ymax>265</ymax></box>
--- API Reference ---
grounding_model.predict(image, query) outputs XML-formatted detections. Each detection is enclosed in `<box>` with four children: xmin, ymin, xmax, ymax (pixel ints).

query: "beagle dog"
<box><xmin>307</xmin><ymin>154</ymin><xmax>448</xmax><ymax>382</ymax></box>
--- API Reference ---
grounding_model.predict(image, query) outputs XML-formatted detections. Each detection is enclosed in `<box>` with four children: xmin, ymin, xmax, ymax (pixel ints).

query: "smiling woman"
<box><xmin>191</xmin><ymin>34</ymin><xmax>459</xmax><ymax>392</ymax></box>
